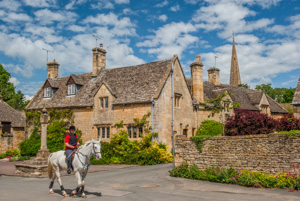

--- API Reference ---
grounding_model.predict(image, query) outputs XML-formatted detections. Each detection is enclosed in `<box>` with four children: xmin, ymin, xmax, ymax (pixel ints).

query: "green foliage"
<box><xmin>47</xmin><ymin>120</ymin><xmax>67</xmax><ymax>152</ymax></box>
<box><xmin>191</xmin><ymin>136</ymin><xmax>211</xmax><ymax>152</ymax></box>
<box><xmin>238</xmin><ymin>83</ymin><xmax>250</xmax><ymax>88</ymax></box>
<box><xmin>91</xmin><ymin>131</ymin><xmax>172</xmax><ymax>166</ymax></box>
<box><xmin>170</xmin><ymin>165</ymin><xmax>300</xmax><ymax>190</ymax></box>
<box><xmin>26</xmin><ymin>111</ymin><xmax>41</xmax><ymax>127</ymax></box>
<box><xmin>196</xmin><ymin>120</ymin><xmax>223</xmax><ymax>137</ymax></box>
<box><xmin>0</xmin><ymin>64</ymin><xmax>29</xmax><ymax>110</ymax></box>
<box><xmin>277</xmin><ymin>130</ymin><xmax>300</xmax><ymax>139</ymax></box>
<box><xmin>113</xmin><ymin>120</ymin><xmax>124</xmax><ymax>129</ymax></box>
<box><xmin>21</xmin><ymin>109</ymin><xmax>81</xmax><ymax>155</ymax></box>
<box><xmin>255</xmin><ymin>83</ymin><xmax>295</xmax><ymax>103</ymax></box>
<box><xmin>19</xmin><ymin>127</ymin><xmax>41</xmax><ymax>156</ymax></box>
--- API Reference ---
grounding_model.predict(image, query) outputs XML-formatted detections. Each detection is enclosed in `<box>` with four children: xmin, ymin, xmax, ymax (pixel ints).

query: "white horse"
<box><xmin>47</xmin><ymin>139</ymin><xmax>102</xmax><ymax>198</ymax></box>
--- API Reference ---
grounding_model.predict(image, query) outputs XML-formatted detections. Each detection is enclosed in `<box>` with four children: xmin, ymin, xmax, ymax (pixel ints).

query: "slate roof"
<box><xmin>26</xmin><ymin>59</ymin><xmax>173</xmax><ymax>110</ymax></box>
<box><xmin>0</xmin><ymin>98</ymin><xmax>25</xmax><ymax>127</ymax></box>
<box><xmin>292</xmin><ymin>76</ymin><xmax>300</xmax><ymax>105</ymax></box>
<box><xmin>186</xmin><ymin>79</ymin><xmax>287</xmax><ymax>114</ymax></box>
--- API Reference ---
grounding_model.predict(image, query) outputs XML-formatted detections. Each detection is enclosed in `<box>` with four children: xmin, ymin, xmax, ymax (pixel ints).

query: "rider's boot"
<box><xmin>67</xmin><ymin>160</ymin><xmax>72</xmax><ymax>174</ymax></box>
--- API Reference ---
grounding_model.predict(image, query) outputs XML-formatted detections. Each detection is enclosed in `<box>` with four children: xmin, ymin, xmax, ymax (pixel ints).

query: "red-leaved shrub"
<box><xmin>276</xmin><ymin>113</ymin><xmax>300</xmax><ymax>131</ymax></box>
<box><xmin>225</xmin><ymin>109</ymin><xmax>277</xmax><ymax>136</ymax></box>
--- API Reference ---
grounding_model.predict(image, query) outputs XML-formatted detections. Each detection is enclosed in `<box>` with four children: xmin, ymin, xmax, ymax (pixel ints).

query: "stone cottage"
<box><xmin>26</xmin><ymin>40</ymin><xmax>287</xmax><ymax>148</ymax></box>
<box><xmin>0</xmin><ymin>95</ymin><xmax>26</xmax><ymax>154</ymax></box>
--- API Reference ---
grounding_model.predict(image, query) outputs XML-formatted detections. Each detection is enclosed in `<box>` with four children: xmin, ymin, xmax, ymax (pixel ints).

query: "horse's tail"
<box><xmin>47</xmin><ymin>153</ymin><xmax>53</xmax><ymax>179</ymax></box>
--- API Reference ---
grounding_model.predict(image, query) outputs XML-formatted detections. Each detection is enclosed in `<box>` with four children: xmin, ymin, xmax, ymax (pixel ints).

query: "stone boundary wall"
<box><xmin>175</xmin><ymin>134</ymin><xmax>300</xmax><ymax>174</ymax></box>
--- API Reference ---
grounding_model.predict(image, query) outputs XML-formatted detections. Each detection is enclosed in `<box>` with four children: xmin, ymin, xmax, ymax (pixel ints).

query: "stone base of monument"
<box><xmin>15</xmin><ymin>149</ymin><xmax>50</xmax><ymax>176</ymax></box>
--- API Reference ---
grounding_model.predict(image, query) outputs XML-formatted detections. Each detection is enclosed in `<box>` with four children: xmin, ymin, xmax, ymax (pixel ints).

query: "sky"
<box><xmin>0</xmin><ymin>0</ymin><xmax>300</xmax><ymax>100</ymax></box>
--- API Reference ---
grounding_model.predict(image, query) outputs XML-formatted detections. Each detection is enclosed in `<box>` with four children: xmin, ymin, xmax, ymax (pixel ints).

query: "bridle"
<box><xmin>75</xmin><ymin>141</ymin><xmax>101</xmax><ymax>171</ymax></box>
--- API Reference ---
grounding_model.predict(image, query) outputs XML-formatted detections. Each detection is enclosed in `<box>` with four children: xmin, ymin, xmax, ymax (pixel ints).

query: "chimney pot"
<box><xmin>196</xmin><ymin>55</ymin><xmax>201</xmax><ymax>63</ymax></box>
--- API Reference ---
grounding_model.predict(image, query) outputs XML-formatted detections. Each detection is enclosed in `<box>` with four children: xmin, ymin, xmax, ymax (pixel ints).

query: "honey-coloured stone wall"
<box><xmin>175</xmin><ymin>134</ymin><xmax>300</xmax><ymax>174</ymax></box>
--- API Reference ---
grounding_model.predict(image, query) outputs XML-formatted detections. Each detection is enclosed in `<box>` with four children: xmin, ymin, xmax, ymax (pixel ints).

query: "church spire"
<box><xmin>230</xmin><ymin>33</ymin><xmax>241</xmax><ymax>86</ymax></box>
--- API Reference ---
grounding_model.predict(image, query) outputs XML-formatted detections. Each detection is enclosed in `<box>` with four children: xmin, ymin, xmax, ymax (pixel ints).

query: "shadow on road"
<box><xmin>52</xmin><ymin>189</ymin><xmax>102</xmax><ymax>197</ymax></box>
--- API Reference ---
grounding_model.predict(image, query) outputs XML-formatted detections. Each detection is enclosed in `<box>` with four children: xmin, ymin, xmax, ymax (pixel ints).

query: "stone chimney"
<box><xmin>190</xmin><ymin>55</ymin><xmax>204</xmax><ymax>103</ymax></box>
<box><xmin>92</xmin><ymin>44</ymin><xmax>106</xmax><ymax>77</ymax></box>
<box><xmin>47</xmin><ymin>60</ymin><xmax>59</xmax><ymax>79</ymax></box>
<box><xmin>207</xmin><ymin>67</ymin><xmax>220</xmax><ymax>85</ymax></box>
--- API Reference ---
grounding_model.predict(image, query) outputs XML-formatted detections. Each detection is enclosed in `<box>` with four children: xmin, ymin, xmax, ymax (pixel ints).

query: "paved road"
<box><xmin>1</xmin><ymin>163</ymin><xmax>300</xmax><ymax>201</ymax></box>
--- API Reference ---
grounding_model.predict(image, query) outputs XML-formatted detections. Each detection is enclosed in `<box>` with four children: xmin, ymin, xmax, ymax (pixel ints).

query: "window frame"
<box><xmin>44</xmin><ymin>87</ymin><xmax>52</xmax><ymax>98</ymax></box>
<box><xmin>100</xmin><ymin>97</ymin><xmax>109</xmax><ymax>109</ymax></box>
<box><xmin>68</xmin><ymin>84</ymin><xmax>76</xmax><ymax>96</ymax></box>
<box><xmin>175</xmin><ymin>94</ymin><xmax>182</xmax><ymax>108</ymax></box>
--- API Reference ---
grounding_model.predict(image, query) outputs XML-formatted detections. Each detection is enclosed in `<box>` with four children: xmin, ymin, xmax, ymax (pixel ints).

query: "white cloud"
<box><xmin>0</xmin><ymin>0</ymin><xmax>21</xmax><ymax>11</ymax></box>
<box><xmin>170</xmin><ymin>4</ymin><xmax>180</xmax><ymax>12</ymax></box>
<box><xmin>192</xmin><ymin>1</ymin><xmax>275</xmax><ymax>38</ymax></box>
<box><xmin>137</xmin><ymin>22</ymin><xmax>199</xmax><ymax>59</ymax></box>
<box><xmin>65</xmin><ymin>0</ymin><xmax>76</xmax><ymax>10</ymax></box>
<box><xmin>22</xmin><ymin>0</ymin><xmax>56</xmax><ymax>7</ymax></box>
<box><xmin>83</xmin><ymin>12</ymin><xmax>135</xmax><ymax>28</ymax></box>
<box><xmin>34</xmin><ymin>9</ymin><xmax>77</xmax><ymax>25</ymax></box>
<box><xmin>9</xmin><ymin>77</ymin><xmax>20</xmax><ymax>86</ymax></box>
<box><xmin>154</xmin><ymin>0</ymin><xmax>168</xmax><ymax>8</ymax></box>
<box><xmin>114</xmin><ymin>0</ymin><xmax>130</xmax><ymax>4</ymax></box>
<box><xmin>67</xmin><ymin>25</ymin><xmax>86</xmax><ymax>32</ymax></box>
<box><xmin>158</xmin><ymin>14</ymin><xmax>168</xmax><ymax>22</ymax></box>
<box><xmin>2</xmin><ymin>12</ymin><xmax>32</xmax><ymax>23</ymax></box>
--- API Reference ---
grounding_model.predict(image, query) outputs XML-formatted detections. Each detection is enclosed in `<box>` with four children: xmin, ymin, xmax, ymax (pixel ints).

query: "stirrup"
<box><xmin>67</xmin><ymin>169</ymin><xmax>71</xmax><ymax>174</ymax></box>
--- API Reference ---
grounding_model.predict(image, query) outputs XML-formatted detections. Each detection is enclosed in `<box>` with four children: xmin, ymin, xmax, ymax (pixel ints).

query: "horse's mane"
<box><xmin>80</xmin><ymin>139</ymin><xmax>99</xmax><ymax>148</ymax></box>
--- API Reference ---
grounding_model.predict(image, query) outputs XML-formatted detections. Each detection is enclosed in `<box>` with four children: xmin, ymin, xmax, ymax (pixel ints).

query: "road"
<box><xmin>0</xmin><ymin>163</ymin><xmax>300</xmax><ymax>201</ymax></box>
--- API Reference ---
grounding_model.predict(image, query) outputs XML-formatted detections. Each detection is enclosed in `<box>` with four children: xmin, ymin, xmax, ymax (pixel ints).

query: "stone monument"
<box><xmin>15</xmin><ymin>108</ymin><xmax>51</xmax><ymax>176</ymax></box>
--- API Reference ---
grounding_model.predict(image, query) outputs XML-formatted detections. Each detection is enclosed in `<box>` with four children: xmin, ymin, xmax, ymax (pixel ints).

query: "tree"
<box><xmin>255</xmin><ymin>83</ymin><xmax>295</xmax><ymax>103</ymax></box>
<box><xmin>0</xmin><ymin>64</ymin><xmax>29</xmax><ymax>110</ymax></box>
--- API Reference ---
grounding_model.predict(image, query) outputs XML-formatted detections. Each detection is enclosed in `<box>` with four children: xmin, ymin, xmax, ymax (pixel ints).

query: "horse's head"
<box><xmin>92</xmin><ymin>139</ymin><xmax>102</xmax><ymax>160</ymax></box>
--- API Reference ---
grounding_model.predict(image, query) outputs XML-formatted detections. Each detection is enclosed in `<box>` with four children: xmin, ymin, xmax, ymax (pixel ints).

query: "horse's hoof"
<box><xmin>81</xmin><ymin>194</ymin><xmax>87</xmax><ymax>198</ymax></box>
<box><xmin>71</xmin><ymin>191</ymin><xmax>77</xmax><ymax>196</ymax></box>
<box><xmin>63</xmin><ymin>193</ymin><xmax>69</xmax><ymax>197</ymax></box>
<box><xmin>49</xmin><ymin>189</ymin><xmax>54</xmax><ymax>194</ymax></box>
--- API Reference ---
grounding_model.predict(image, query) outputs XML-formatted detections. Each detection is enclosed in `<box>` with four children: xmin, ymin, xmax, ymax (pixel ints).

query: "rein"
<box><xmin>75</xmin><ymin>141</ymin><xmax>100</xmax><ymax>178</ymax></box>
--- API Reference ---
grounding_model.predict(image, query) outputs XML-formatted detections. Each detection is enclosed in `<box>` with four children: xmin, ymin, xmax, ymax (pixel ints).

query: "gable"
<box><xmin>67</xmin><ymin>76</ymin><xmax>76</xmax><ymax>85</ymax></box>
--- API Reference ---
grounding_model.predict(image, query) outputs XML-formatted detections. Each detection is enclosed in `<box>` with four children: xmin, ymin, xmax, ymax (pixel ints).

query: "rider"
<box><xmin>65</xmin><ymin>125</ymin><xmax>79</xmax><ymax>174</ymax></box>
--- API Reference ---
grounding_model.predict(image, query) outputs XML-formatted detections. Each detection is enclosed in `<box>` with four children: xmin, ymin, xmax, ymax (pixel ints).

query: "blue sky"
<box><xmin>0</xmin><ymin>0</ymin><xmax>299</xmax><ymax>100</ymax></box>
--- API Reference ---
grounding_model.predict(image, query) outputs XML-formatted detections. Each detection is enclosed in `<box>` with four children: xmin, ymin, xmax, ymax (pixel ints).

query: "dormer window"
<box><xmin>68</xmin><ymin>84</ymin><xmax>76</xmax><ymax>95</ymax></box>
<box><xmin>100</xmin><ymin>97</ymin><xmax>109</xmax><ymax>109</ymax></box>
<box><xmin>44</xmin><ymin>87</ymin><xmax>51</xmax><ymax>98</ymax></box>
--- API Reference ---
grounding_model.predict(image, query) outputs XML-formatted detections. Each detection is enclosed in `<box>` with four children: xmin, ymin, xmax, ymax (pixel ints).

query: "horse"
<box><xmin>47</xmin><ymin>139</ymin><xmax>102</xmax><ymax>198</ymax></box>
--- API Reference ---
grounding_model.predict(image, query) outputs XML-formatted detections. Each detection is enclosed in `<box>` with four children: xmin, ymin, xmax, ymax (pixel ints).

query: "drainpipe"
<box><xmin>171</xmin><ymin>61</ymin><xmax>175</xmax><ymax>168</ymax></box>
<box><xmin>196</xmin><ymin>106</ymin><xmax>199</xmax><ymax>130</ymax></box>
<box><xmin>151</xmin><ymin>97</ymin><xmax>154</xmax><ymax>143</ymax></box>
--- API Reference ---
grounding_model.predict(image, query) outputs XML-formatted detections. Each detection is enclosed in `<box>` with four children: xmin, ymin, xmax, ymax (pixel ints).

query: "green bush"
<box><xmin>170</xmin><ymin>164</ymin><xmax>300</xmax><ymax>190</ymax></box>
<box><xmin>47</xmin><ymin>120</ymin><xmax>67</xmax><ymax>152</ymax></box>
<box><xmin>19</xmin><ymin>127</ymin><xmax>41</xmax><ymax>156</ymax></box>
<box><xmin>0</xmin><ymin>153</ymin><xmax>6</xmax><ymax>159</ymax></box>
<box><xmin>91</xmin><ymin>131</ymin><xmax>172</xmax><ymax>166</ymax></box>
<box><xmin>196</xmin><ymin>120</ymin><xmax>223</xmax><ymax>137</ymax></box>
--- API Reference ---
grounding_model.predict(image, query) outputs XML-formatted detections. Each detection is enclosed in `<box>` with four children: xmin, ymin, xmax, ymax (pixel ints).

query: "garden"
<box><xmin>173</xmin><ymin>109</ymin><xmax>300</xmax><ymax>191</ymax></box>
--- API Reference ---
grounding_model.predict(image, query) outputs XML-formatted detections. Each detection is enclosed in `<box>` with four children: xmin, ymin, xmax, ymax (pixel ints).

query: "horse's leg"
<box><xmin>54</xmin><ymin>167</ymin><xmax>68</xmax><ymax>197</ymax></box>
<box><xmin>71</xmin><ymin>171</ymin><xmax>86</xmax><ymax>198</ymax></box>
<box><xmin>49</xmin><ymin>172</ymin><xmax>56</xmax><ymax>194</ymax></box>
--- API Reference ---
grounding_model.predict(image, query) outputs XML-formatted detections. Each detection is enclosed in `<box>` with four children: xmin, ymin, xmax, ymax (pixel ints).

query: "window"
<box><xmin>183</xmin><ymin>129</ymin><xmax>188</xmax><ymax>136</ymax></box>
<box><xmin>97</xmin><ymin>127</ymin><xmax>100</xmax><ymax>139</ymax></box>
<box><xmin>100</xmin><ymin>97</ymin><xmax>109</xmax><ymax>109</ymax></box>
<box><xmin>127</xmin><ymin>126</ymin><xmax>143</xmax><ymax>138</ymax></box>
<box><xmin>107</xmin><ymin>127</ymin><xmax>110</xmax><ymax>138</ymax></box>
<box><xmin>261</xmin><ymin>105</ymin><xmax>268</xmax><ymax>114</ymax></box>
<box><xmin>2</xmin><ymin>122</ymin><xmax>11</xmax><ymax>134</ymax></box>
<box><xmin>44</xmin><ymin>87</ymin><xmax>51</xmax><ymax>98</ymax></box>
<box><xmin>223</xmin><ymin>102</ymin><xmax>230</xmax><ymax>112</ymax></box>
<box><xmin>98</xmin><ymin>127</ymin><xmax>110</xmax><ymax>139</ymax></box>
<box><xmin>68</xmin><ymin>84</ymin><xmax>76</xmax><ymax>95</ymax></box>
<box><xmin>175</xmin><ymin>94</ymin><xmax>181</xmax><ymax>108</ymax></box>
<box><xmin>102</xmin><ymin>127</ymin><xmax>105</xmax><ymax>138</ymax></box>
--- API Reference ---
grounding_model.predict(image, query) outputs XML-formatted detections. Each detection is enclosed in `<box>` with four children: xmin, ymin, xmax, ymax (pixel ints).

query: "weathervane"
<box><xmin>42</xmin><ymin>48</ymin><xmax>53</xmax><ymax>63</ymax></box>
